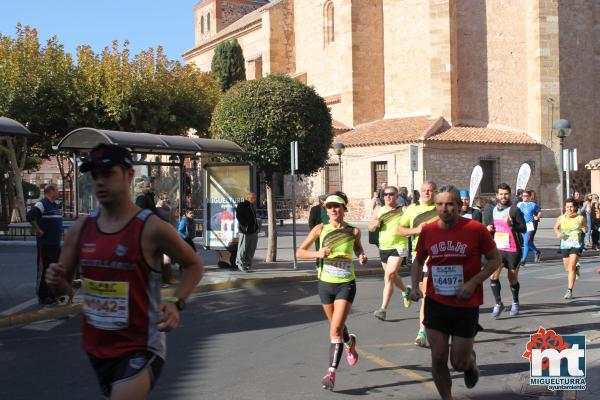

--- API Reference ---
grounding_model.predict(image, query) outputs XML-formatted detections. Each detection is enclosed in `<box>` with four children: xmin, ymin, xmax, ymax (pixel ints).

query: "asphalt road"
<box><xmin>0</xmin><ymin>257</ymin><xmax>599</xmax><ymax>399</ymax></box>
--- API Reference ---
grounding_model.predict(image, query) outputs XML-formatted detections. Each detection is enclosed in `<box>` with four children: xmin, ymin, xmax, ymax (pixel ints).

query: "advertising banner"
<box><xmin>516</xmin><ymin>163</ymin><xmax>532</xmax><ymax>191</ymax></box>
<box><xmin>203</xmin><ymin>163</ymin><xmax>254</xmax><ymax>250</ymax></box>
<box><xmin>469</xmin><ymin>165</ymin><xmax>483</xmax><ymax>207</ymax></box>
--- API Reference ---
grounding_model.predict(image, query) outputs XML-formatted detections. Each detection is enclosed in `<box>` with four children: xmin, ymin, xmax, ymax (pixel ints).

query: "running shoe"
<box><xmin>564</xmin><ymin>289</ymin><xmax>573</xmax><ymax>300</ymax></box>
<box><xmin>464</xmin><ymin>351</ymin><xmax>480</xmax><ymax>389</ymax></box>
<box><xmin>321</xmin><ymin>370</ymin><xmax>335</xmax><ymax>390</ymax></box>
<box><xmin>519</xmin><ymin>260</ymin><xmax>527</xmax><ymax>268</ymax></box>
<box><xmin>56</xmin><ymin>295</ymin><xmax>71</xmax><ymax>306</ymax></box>
<box><xmin>402</xmin><ymin>286</ymin><xmax>412</xmax><ymax>308</ymax></box>
<box><xmin>345</xmin><ymin>334</ymin><xmax>358</xmax><ymax>366</ymax></box>
<box><xmin>415</xmin><ymin>330</ymin><xmax>427</xmax><ymax>347</ymax></box>
<box><xmin>509</xmin><ymin>303</ymin><xmax>519</xmax><ymax>316</ymax></box>
<box><xmin>575</xmin><ymin>264</ymin><xmax>581</xmax><ymax>280</ymax></box>
<box><xmin>373</xmin><ymin>308</ymin><xmax>386</xmax><ymax>321</ymax></box>
<box><xmin>491</xmin><ymin>302</ymin><xmax>505</xmax><ymax>319</ymax></box>
<box><xmin>534</xmin><ymin>252</ymin><xmax>541</xmax><ymax>263</ymax></box>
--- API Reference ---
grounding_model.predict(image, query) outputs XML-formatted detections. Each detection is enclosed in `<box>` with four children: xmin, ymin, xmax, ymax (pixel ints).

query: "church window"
<box><xmin>200</xmin><ymin>15</ymin><xmax>204</xmax><ymax>34</ymax></box>
<box><xmin>207</xmin><ymin>12</ymin><xmax>211</xmax><ymax>32</ymax></box>
<box><xmin>324</xmin><ymin>1</ymin><xmax>334</xmax><ymax>46</ymax></box>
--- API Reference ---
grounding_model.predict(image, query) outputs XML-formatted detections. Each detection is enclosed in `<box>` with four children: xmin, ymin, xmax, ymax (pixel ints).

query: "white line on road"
<box><xmin>0</xmin><ymin>298</ymin><xmax>38</xmax><ymax>316</ymax></box>
<box><xmin>23</xmin><ymin>319</ymin><xmax>64</xmax><ymax>331</ymax></box>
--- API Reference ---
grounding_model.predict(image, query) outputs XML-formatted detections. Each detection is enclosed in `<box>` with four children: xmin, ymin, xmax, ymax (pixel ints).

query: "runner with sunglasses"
<box><xmin>369</xmin><ymin>186</ymin><xmax>411</xmax><ymax>321</ymax></box>
<box><xmin>296</xmin><ymin>191</ymin><xmax>367</xmax><ymax>391</ymax></box>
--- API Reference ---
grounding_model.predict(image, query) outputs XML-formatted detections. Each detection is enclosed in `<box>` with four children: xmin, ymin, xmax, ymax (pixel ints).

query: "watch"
<box><xmin>166</xmin><ymin>296</ymin><xmax>185</xmax><ymax>311</ymax></box>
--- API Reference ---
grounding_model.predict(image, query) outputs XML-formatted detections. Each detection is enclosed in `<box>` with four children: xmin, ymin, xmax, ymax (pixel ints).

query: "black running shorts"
<box><xmin>88</xmin><ymin>350</ymin><xmax>164</xmax><ymax>397</ymax></box>
<box><xmin>423</xmin><ymin>297</ymin><xmax>481</xmax><ymax>338</ymax></box>
<box><xmin>318</xmin><ymin>280</ymin><xmax>356</xmax><ymax>305</ymax></box>
<box><xmin>379</xmin><ymin>248</ymin><xmax>408</xmax><ymax>263</ymax></box>
<box><xmin>561</xmin><ymin>248</ymin><xmax>580</xmax><ymax>257</ymax></box>
<box><xmin>500</xmin><ymin>251</ymin><xmax>521</xmax><ymax>270</ymax></box>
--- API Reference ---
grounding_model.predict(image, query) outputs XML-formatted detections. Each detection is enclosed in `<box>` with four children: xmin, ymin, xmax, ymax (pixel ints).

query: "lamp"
<box><xmin>553</xmin><ymin>119</ymin><xmax>572</xmax><ymax>209</ymax></box>
<box><xmin>332</xmin><ymin>143</ymin><xmax>345</xmax><ymax>191</ymax></box>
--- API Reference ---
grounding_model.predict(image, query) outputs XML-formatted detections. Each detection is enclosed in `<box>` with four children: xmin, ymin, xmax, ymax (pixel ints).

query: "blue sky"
<box><xmin>0</xmin><ymin>1</ymin><xmax>200</xmax><ymax>62</ymax></box>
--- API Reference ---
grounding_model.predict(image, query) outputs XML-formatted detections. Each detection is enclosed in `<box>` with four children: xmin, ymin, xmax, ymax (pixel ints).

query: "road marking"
<box><xmin>357</xmin><ymin>347</ymin><xmax>437</xmax><ymax>391</ymax></box>
<box><xmin>23</xmin><ymin>319</ymin><xmax>64</xmax><ymax>331</ymax></box>
<box><xmin>360</xmin><ymin>342</ymin><xmax>416</xmax><ymax>349</ymax></box>
<box><xmin>0</xmin><ymin>298</ymin><xmax>38</xmax><ymax>316</ymax></box>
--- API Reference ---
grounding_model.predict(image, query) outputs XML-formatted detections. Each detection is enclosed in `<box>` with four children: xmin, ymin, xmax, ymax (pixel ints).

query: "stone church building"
<box><xmin>184</xmin><ymin>0</ymin><xmax>600</xmax><ymax>217</ymax></box>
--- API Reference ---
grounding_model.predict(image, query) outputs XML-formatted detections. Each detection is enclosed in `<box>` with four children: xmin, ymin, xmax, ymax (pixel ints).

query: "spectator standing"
<box><xmin>157</xmin><ymin>193</ymin><xmax>178</xmax><ymax>285</ymax></box>
<box><xmin>27</xmin><ymin>184</ymin><xmax>63</xmax><ymax>305</ymax></box>
<box><xmin>370</xmin><ymin>191</ymin><xmax>382</xmax><ymax>212</ymax></box>
<box><xmin>135</xmin><ymin>178</ymin><xmax>157</xmax><ymax>213</ymax></box>
<box><xmin>378</xmin><ymin>182</ymin><xmax>387</xmax><ymax>204</ymax></box>
<box><xmin>178</xmin><ymin>209</ymin><xmax>197</xmax><ymax>251</ymax></box>
<box><xmin>397</xmin><ymin>186</ymin><xmax>410</xmax><ymax>209</ymax></box>
<box><xmin>581</xmin><ymin>194</ymin><xmax>593</xmax><ymax>247</ymax></box>
<box><xmin>236</xmin><ymin>192</ymin><xmax>260</xmax><ymax>272</ymax></box>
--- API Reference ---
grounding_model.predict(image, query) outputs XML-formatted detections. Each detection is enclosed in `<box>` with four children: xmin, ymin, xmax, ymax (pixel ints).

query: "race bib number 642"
<box><xmin>83</xmin><ymin>279</ymin><xmax>129</xmax><ymax>330</ymax></box>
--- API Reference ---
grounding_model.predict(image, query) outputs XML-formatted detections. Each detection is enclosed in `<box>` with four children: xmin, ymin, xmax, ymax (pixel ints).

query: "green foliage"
<box><xmin>22</xmin><ymin>181</ymin><xmax>40</xmax><ymax>199</ymax></box>
<box><xmin>210</xmin><ymin>74</ymin><xmax>333</xmax><ymax>182</ymax></box>
<box><xmin>211</xmin><ymin>40</ymin><xmax>246</xmax><ymax>91</ymax></box>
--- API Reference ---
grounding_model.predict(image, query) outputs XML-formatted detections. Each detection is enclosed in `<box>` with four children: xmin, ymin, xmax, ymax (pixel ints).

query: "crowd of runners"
<box><xmin>43</xmin><ymin>143</ymin><xmax>597</xmax><ymax>400</ymax></box>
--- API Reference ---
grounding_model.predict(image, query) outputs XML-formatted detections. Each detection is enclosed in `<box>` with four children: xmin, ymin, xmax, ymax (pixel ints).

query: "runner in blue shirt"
<box><xmin>517</xmin><ymin>190</ymin><xmax>542</xmax><ymax>266</ymax></box>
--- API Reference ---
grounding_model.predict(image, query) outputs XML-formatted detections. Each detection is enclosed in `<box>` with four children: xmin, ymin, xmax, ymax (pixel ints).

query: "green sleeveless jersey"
<box><xmin>377</xmin><ymin>206</ymin><xmax>408</xmax><ymax>250</ymax></box>
<box><xmin>318</xmin><ymin>223</ymin><xmax>356</xmax><ymax>283</ymax></box>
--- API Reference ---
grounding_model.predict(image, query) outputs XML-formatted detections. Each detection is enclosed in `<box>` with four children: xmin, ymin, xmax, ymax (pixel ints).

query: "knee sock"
<box><xmin>490</xmin><ymin>279</ymin><xmax>502</xmax><ymax>304</ymax></box>
<box><xmin>329</xmin><ymin>339</ymin><xmax>344</xmax><ymax>370</ymax></box>
<box><xmin>342</xmin><ymin>326</ymin><xmax>352</xmax><ymax>347</ymax></box>
<box><xmin>510</xmin><ymin>282</ymin><xmax>520</xmax><ymax>304</ymax></box>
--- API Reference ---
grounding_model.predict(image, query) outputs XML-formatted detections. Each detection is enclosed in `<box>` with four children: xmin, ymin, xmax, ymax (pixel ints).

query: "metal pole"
<box><xmin>179</xmin><ymin>157</ymin><xmax>185</xmax><ymax>219</ymax></box>
<box><xmin>290</xmin><ymin>142</ymin><xmax>298</xmax><ymax>270</ymax></box>
<box><xmin>565</xmin><ymin>150</ymin><xmax>571</xmax><ymax>201</ymax></box>
<box><xmin>338</xmin><ymin>155</ymin><xmax>343</xmax><ymax>192</ymax></box>
<box><xmin>73</xmin><ymin>152</ymin><xmax>79</xmax><ymax>219</ymax></box>
<box><xmin>559</xmin><ymin>137</ymin><xmax>564</xmax><ymax>210</ymax></box>
<box><xmin>411</xmin><ymin>170</ymin><xmax>415</xmax><ymax>194</ymax></box>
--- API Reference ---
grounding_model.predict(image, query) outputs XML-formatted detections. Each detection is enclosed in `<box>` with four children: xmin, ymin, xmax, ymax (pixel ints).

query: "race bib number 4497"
<box><xmin>83</xmin><ymin>279</ymin><xmax>129</xmax><ymax>330</ymax></box>
<box><xmin>431</xmin><ymin>265</ymin><xmax>464</xmax><ymax>296</ymax></box>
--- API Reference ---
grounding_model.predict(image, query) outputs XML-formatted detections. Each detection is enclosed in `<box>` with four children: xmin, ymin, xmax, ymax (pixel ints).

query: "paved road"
<box><xmin>1</xmin><ymin>256</ymin><xmax>598</xmax><ymax>399</ymax></box>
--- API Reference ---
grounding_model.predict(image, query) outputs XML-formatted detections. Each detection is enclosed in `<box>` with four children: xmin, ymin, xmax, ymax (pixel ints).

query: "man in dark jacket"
<box><xmin>236</xmin><ymin>192</ymin><xmax>259</xmax><ymax>272</ymax></box>
<box><xmin>27</xmin><ymin>184</ymin><xmax>63</xmax><ymax>304</ymax></box>
<box><xmin>135</xmin><ymin>178</ymin><xmax>157</xmax><ymax>213</ymax></box>
<box><xmin>483</xmin><ymin>183</ymin><xmax>526</xmax><ymax>318</ymax></box>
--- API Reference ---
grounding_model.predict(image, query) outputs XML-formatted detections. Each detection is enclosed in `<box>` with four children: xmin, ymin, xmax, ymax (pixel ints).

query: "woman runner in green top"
<box><xmin>296</xmin><ymin>192</ymin><xmax>367</xmax><ymax>391</ymax></box>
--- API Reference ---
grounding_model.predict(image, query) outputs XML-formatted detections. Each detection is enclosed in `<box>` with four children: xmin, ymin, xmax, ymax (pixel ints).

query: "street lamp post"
<box><xmin>553</xmin><ymin>119</ymin><xmax>572</xmax><ymax>210</ymax></box>
<box><xmin>332</xmin><ymin>142</ymin><xmax>345</xmax><ymax>192</ymax></box>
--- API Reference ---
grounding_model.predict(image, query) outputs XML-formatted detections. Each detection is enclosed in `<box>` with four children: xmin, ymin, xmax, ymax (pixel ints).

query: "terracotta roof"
<box><xmin>585</xmin><ymin>158</ymin><xmax>600</xmax><ymax>169</ymax></box>
<box><xmin>332</xmin><ymin>119</ymin><xmax>351</xmax><ymax>134</ymax></box>
<box><xmin>428</xmin><ymin>126</ymin><xmax>539</xmax><ymax>145</ymax></box>
<box><xmin>333</xmin><ymin>117</ymin><xmax>440</xmax><ymax>147</ymax></box>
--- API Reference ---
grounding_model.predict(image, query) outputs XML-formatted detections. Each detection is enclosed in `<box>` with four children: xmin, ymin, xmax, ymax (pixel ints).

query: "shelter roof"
<box><xmin>0</xmin><ymin>117</ymin><xmax>38</xmax><ymax>138</ymax></box>
<box><xmin>56</xmin><ymin>128</ymin><xmax>245</xmax><ymax>155</ymax></box>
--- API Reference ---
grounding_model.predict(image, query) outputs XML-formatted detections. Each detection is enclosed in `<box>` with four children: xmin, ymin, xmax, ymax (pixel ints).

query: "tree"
<box><xmin>210</xmin><ymin>74</ymin><xmax>333</xmax><ymax>261</ymax></box>
<box><xmin>211</xmin><ymin>40</ymin><xmax>246</xmax><ymax>91</ymax></box>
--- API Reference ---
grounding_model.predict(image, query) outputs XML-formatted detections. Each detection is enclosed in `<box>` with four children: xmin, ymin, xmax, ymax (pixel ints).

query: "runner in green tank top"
<box><xmin>296</xmin><ymin>192</ymin><xmax>367</xmax><ymax>391</ymax></box>
<box><xmin>368</xmin><ymin>186</ymin><xmax>412</xmax><ymax>321</ymax></box>
<box><xmin>398</xmin><ymin>181</ymin><xmax>439</xmax><ymax>347</ymax></box>
<box><xmin>554</xmin><ymin>198</ymin><xmax>587</xmax><ymax>300</ymax></box>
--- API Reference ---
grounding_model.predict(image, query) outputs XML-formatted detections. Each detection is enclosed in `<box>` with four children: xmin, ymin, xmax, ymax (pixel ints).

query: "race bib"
<box><xmin>323</xmin><ymin>260</ymin><xmax>353</xmax><ymax>279</ymax></box>
<box><xmin>494</xmin><ymin>232</ymin><xmax>510</xmax><ymax>249</ymax></box>
<box><xmin>526</xmin><ymin>222</ymin><xmax>535</xmax><ymax>232</ymax></box>
<box><xmin>431</xmin><ymin>265</ymin><xmax>464</xmax><ymax>296</ymax></box>
<box><xmin>83</xmin><ymin>279</ymin><xmax>129</xmax><ymax>330</ymax></box>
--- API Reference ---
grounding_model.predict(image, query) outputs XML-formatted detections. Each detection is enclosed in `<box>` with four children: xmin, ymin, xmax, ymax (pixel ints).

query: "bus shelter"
<box><xmin>55</xmin><ymin>128</ymin><xmax>253</xmax><ymax>251</ymax></box>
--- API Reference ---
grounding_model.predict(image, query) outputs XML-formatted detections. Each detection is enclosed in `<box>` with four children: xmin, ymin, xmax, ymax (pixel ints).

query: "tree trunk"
<box><xmin>1</xmin><ymin>137</ymin><xmax>27</xmax><ymax>222</ymax></box>
<box><xmin>265</xmin><ymin>183</ymin><xmax>277</xmax><ymax>262</ymax></box>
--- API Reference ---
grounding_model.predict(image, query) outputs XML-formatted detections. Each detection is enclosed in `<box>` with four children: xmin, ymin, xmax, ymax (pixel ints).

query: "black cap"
<box><xmin>80</xmin><ymin>144</ymin><xmax>133</xmax><ymax>173</ymax></box>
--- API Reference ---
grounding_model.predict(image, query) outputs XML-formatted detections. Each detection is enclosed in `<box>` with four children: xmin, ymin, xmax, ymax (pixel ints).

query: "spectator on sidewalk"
<box><xmin>178</xmin><ymin>209</ymin><xmax>197</xmax><ymax>251</ymax></box>
<box><xmin>27</xmin><ymin>184</ymin><xmax>63</xmax><ymax>305</ymax></box>
<box><xmin>236</xmin><ymin>192</ymin><xmax>260</xmax><ymax>272</ymax></box>
<box><xmin>397</xmin><ymin>187</ymin><xmax>410</xmax><ymax>209</ymax></box>
<box><xmin>157</xmin><ymin>193</ymin><xmax>178</xmax><ymax>285</ymax></box>
<box><xmin>135</xmin><ymin>177</ymin><xmax>157</xmax><ymax>213</ymax></box>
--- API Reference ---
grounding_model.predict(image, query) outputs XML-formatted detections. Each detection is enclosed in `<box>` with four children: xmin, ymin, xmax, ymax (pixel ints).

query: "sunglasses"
<box><xmin>326</xmin><ymin>203</ymin><xmax>342</xmax><ymax>209</ymax></box>
<box><xmin>383</xmin><ymin>192</ymin><xmax>397</xmax><ymax>196</ymax></box>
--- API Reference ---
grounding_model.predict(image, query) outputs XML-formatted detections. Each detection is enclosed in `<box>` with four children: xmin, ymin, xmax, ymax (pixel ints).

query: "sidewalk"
<box><xmin>1</xmin><ymin>218</ymin><xmax>598</xmax><ymax>329</ymax></box>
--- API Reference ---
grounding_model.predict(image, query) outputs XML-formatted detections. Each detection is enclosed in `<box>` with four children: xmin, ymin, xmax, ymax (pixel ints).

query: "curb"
<box><xmin>0</xmin><ymin>267</ymin><xmax>386</xmax><ymax>329</ymax></box>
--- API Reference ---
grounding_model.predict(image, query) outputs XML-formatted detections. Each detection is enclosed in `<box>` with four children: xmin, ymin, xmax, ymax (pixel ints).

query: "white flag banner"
<box><xmin>469</xmin><ymin>165</ymin><xmax>483</xmax><ymax>207</ymax></box>
<box><xmin>516</xmin><ymin>163</ymin><xmax>531</xmax><ymax>192</ymax></box>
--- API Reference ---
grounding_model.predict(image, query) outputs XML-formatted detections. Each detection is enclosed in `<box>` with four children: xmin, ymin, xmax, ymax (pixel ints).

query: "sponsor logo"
<box><xmin>523</xmin><ymin>327</ymin><xmax>586</xmax><ymax>391</ymax></box>
<box><xmin>115</xmin><ymin>244</ymin><xmax>128</xmax><ymax>257</ymax></box>
<box><xmin>82</xmin><ymin>243</ymin><xmax>96</xmax><ymax>254</ymax></box>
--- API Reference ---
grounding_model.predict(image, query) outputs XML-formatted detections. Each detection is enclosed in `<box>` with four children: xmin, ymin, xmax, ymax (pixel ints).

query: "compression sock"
<box><xmin>510</xmin><ymin>281</ymin><xmax>520</xmax><ymax>304</ymax></box>
<box><xmin>329</xmin><ymin>339</ymin><xmax>344</xmax><ymax>370</ymax></box>
<box><xmin>490</xmin><ymin>279</ymin><xmax>502</xmax><ymax>304</ymax></box>
<box><xmin>342</xmin><ymin>326</ymin><xmax>351</xmax><ymax>346</ymax></box>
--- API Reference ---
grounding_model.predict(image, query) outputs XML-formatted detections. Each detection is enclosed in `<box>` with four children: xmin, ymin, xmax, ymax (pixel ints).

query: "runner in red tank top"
<box><xmin>46</xmin><ymin>144</ymin><xmax>204</xmax><ymax>399</ymax></box>
<box><xmin>409</xmin><ymin>186</ymin><xmax>501</xmax><ymax>400</ymax></box>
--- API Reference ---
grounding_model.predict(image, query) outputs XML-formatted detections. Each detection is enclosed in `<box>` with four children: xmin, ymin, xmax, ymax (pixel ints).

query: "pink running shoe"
<box><xmin>321</xmin><ymin>370</ymin><xmax>335</xmax><ymax>390</ymax></box>
<box><xmin>345</xmin><ymin>334</ymin><xmax>358</xmax><ymax>366</ymax></box>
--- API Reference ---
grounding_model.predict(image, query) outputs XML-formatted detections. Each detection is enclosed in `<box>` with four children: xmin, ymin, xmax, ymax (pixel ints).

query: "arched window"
<box><xmin>200</xmin><ymin>15</ymin><xmax>204</xmax><ymax>34</ymax></box>
<box><xmin>207</xmin><ymin>12</ymin><xmax>211</xmax><ymax>32</ymax></box>
<box><xmin>324</xmin><ymin>1</ymin><xmax>334</xmax><ymax>46</ymax></box>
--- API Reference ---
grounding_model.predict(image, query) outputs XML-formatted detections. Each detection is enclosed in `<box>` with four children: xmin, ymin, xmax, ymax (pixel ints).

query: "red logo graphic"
<box><xmin>523</xmin><ymin>327</ymin><xmax>571</xmax><ymax>371</ymax></box>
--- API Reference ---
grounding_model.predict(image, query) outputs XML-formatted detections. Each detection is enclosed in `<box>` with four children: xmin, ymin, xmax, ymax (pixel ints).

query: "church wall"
<box><xmin>262</xmin><ymin>0</ymin><xmax>295</xmax><ymax>75</ymax></box>
<box><xmin>293</xmin><ymin>0</ymin><xmax>354</xmax><ymax>127</ymax></box>
<box><xmin>382</xmin><ymin>0</ymin><xmax>431</xmax><ymax>118</ymax></box>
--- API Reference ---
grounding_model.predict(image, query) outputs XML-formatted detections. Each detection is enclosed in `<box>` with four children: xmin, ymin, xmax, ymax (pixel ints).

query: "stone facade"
<box><xmin>183</xmin><ymin>0</ymin><xmax>600</xmax><ymax>216</ymax></box>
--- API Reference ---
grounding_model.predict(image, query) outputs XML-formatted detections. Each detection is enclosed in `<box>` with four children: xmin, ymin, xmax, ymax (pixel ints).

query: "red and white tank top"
<box><xmin>78</xmin><ymin>209</ymin><xmax>165</xmax><ymax>359</ymax></box>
